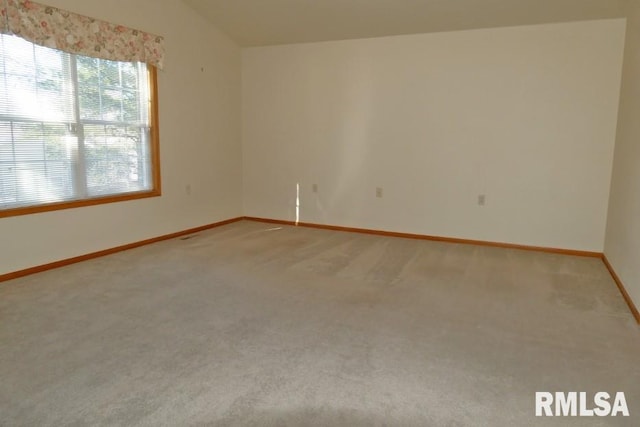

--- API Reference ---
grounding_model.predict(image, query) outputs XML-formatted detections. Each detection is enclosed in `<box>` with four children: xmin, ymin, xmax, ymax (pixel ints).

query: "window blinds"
<box><xmin>0</xmin><ymin>34</ymin><xmax>152</xmax><ymax>209</ymax></box>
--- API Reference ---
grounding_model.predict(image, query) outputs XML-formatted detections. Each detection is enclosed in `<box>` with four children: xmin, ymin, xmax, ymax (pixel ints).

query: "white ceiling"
<box><xmin>183</xmin><ymin>0</ymin><xmax>626</xmax><ymax>47</ymax></box>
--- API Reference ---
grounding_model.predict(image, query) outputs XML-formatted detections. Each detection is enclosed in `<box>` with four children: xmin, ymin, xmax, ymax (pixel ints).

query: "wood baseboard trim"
<box><xmin>243</xmin><ymin>216</ymin><xmax>602</xmax><ymax>258</ymax></box>
<box><xmin>602</xmin><ymin>255</ymin><xmax>640</xmax><ymax>324</ymax></box>
<box><xmin>246</xmin><ymin>216</ymin><xmax>640</xmax><ymax>324</ymax></box>
<box><xmin>0</xmin><ymin>217</ymin><xmax>243</xmax><ymax>283</ymax></box>
<box><xmin>2</xmin><ymin>215</ymin><xmax>637</xmax><ymax>324</ymax></box>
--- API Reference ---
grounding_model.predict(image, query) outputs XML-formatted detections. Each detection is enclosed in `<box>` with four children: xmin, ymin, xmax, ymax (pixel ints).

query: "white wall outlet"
<box><xmin>312</xmin><ymin>183</ymin><xmax>318</xmax><ymax>193</ymax></box>
<box><xmin>376</xmin><ymin>187</ymin><xmax>383</xmax><ymax>198</ymax></box>
<box><xmin>478</xmin><ymin>194</ymin><xmax>486</xmax><ymax>206</ymax></box>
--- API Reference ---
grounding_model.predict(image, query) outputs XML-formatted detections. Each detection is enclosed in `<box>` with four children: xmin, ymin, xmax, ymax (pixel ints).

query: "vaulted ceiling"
<box><xmin>183</xmin><ymin>0</ymin><xmax>626</xmax><ymax>46</ymax></box>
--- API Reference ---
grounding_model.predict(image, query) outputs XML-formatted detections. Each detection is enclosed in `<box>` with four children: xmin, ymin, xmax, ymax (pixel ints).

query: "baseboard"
<box><xmin>0</xmin><ymin>217</ymin><xmax>243</xmax><ymax>283</ymax></box>
<box><xmin>4</xmin><ymin>215</ymin><xmax>637</xmax><ymax>325</ymax></box>
<box><xmin>246</xmin><ymin>216</ymin><xmax>640</xmax><ymax>324</ymax></box>
<box><xmin>243</xmin><ymin>216</ymin><xmax>602</xmax><ymax>258</ymax></box>
<box><xmin>602</xmin><ymin>255</ymin><xmax>640</xmax><ymax>324</ymax></box>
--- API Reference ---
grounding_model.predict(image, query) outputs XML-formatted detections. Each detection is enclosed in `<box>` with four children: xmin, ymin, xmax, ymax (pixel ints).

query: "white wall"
<box><xmin>605</xmin><ymin>1</ymin><xmax>640</xmax><ymax>308</ymax></box>
<box><xmin>242</xmin><ymin>19</ymin><xmax>625</xmax><ymax>251</ymax></box>
<box><xmin>0</xmin><ymin>0</ymin><xmax>243</xmax><ymax>275</ymax></box>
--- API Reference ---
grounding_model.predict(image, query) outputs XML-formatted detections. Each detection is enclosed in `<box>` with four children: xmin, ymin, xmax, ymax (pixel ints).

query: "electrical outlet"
<box><xmin>478</xmin><ymin>194</ymin><xmax>486</xmax><ymax>206</ymax></box>
<box><xmin>376</xmin><ymin>187</ymin><xmax>383</xmax><ymax>198</ymax></box>
<box><xmin>186</xmin><ymin>184</ymin><xmax>192</xmax><ymax>195</ymax></box>
<box><xmin>312</xmin><ymin>183</ymin><xmax>318</xmax><ymax>193</ymax></box>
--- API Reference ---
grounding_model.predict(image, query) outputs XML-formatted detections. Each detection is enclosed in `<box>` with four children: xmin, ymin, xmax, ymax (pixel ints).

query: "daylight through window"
<box><xmin>0</xmin><ymin>34</ymin><xmax>159</xmax><ymax>216</ymax></box>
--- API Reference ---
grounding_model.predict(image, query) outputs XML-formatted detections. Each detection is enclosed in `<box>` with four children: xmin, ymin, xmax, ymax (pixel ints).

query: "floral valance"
<box><xmin>0</xmin><ymin>0</ymin><xmax>165</xmax><ymax>69</ymax></box>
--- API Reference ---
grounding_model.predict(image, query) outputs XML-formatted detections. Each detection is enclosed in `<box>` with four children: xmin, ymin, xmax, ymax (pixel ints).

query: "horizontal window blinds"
<box><xmin>0</xmin><ymin>34</ymin><xmax>152</xmax><ymax>210</ymax></box>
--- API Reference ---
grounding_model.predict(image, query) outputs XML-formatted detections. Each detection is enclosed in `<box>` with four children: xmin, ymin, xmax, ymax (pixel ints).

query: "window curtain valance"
<box><xmin>0</xmin><ymin>0</ymin><xmax>165</xmax><ymax>69</ymax></box>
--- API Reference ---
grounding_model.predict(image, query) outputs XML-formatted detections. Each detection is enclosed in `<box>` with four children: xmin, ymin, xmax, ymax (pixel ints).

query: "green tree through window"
<box><xmin>0</xmin><ymin>34</ymin><xmax>160</xmax><ymax>216</ymax></box>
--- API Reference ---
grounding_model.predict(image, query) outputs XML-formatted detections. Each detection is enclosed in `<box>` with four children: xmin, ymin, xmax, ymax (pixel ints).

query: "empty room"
<box><xmin>1</xmin><ymin>0</ymin><xmax>639</xmax><ymax>425</ymax></box>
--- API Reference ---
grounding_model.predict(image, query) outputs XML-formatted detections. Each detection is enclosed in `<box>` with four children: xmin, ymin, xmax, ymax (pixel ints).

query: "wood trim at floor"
<box><xmin>3</xmin><ymin>214</ymin><xmax>637</xmax><ymax>325</ymax></box>
<box><xmin>0</xmin><ymin>217</ymin><xmax>243</xmax><ymax>283</ymax></box>
<box><xmin>243</xmin><ymin>216</ymin><xmax>602</xmax><ymax>258</ymax></box>
<box><xmin>246</xmin><ymin>216</ymin><xmax>640</xmax><ymax>324</ymax></box>
<box><xmin>602</xmin><ymin>255</ymin><xmax>640</xmax><ymax>324</ymax></box>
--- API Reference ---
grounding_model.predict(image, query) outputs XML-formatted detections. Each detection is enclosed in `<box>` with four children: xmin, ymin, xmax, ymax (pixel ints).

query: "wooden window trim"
<box><xmin>0</xmin><ymin>66</ymin><xmax>161</xmax><ymax>219</ymax></box>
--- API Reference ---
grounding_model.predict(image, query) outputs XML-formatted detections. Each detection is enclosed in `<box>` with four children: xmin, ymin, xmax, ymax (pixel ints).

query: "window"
<box><xmin>0</xmin><ymin>34</ymin><xmax>160</xmax><ymax>217</ymax></box>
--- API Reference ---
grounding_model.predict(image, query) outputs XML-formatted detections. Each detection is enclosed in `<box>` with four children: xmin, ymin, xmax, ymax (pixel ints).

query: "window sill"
<box><xmin>0</xmin><ymin>189</ymin><xmax>161</xmax><ymax>218</ymax></box>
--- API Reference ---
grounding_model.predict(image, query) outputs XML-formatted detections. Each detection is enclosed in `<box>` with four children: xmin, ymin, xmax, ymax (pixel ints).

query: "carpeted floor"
<box><xmin>0</xmin><ymin>220</ymin><xmax>638</xmax><ymax>426</ymax></box>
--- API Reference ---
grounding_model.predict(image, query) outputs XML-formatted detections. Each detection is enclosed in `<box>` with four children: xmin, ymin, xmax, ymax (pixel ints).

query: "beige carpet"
<box><xmin>0</xmin><ymin>220</ymin><xmax>638</xmax><ymax>426</ymax></box>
